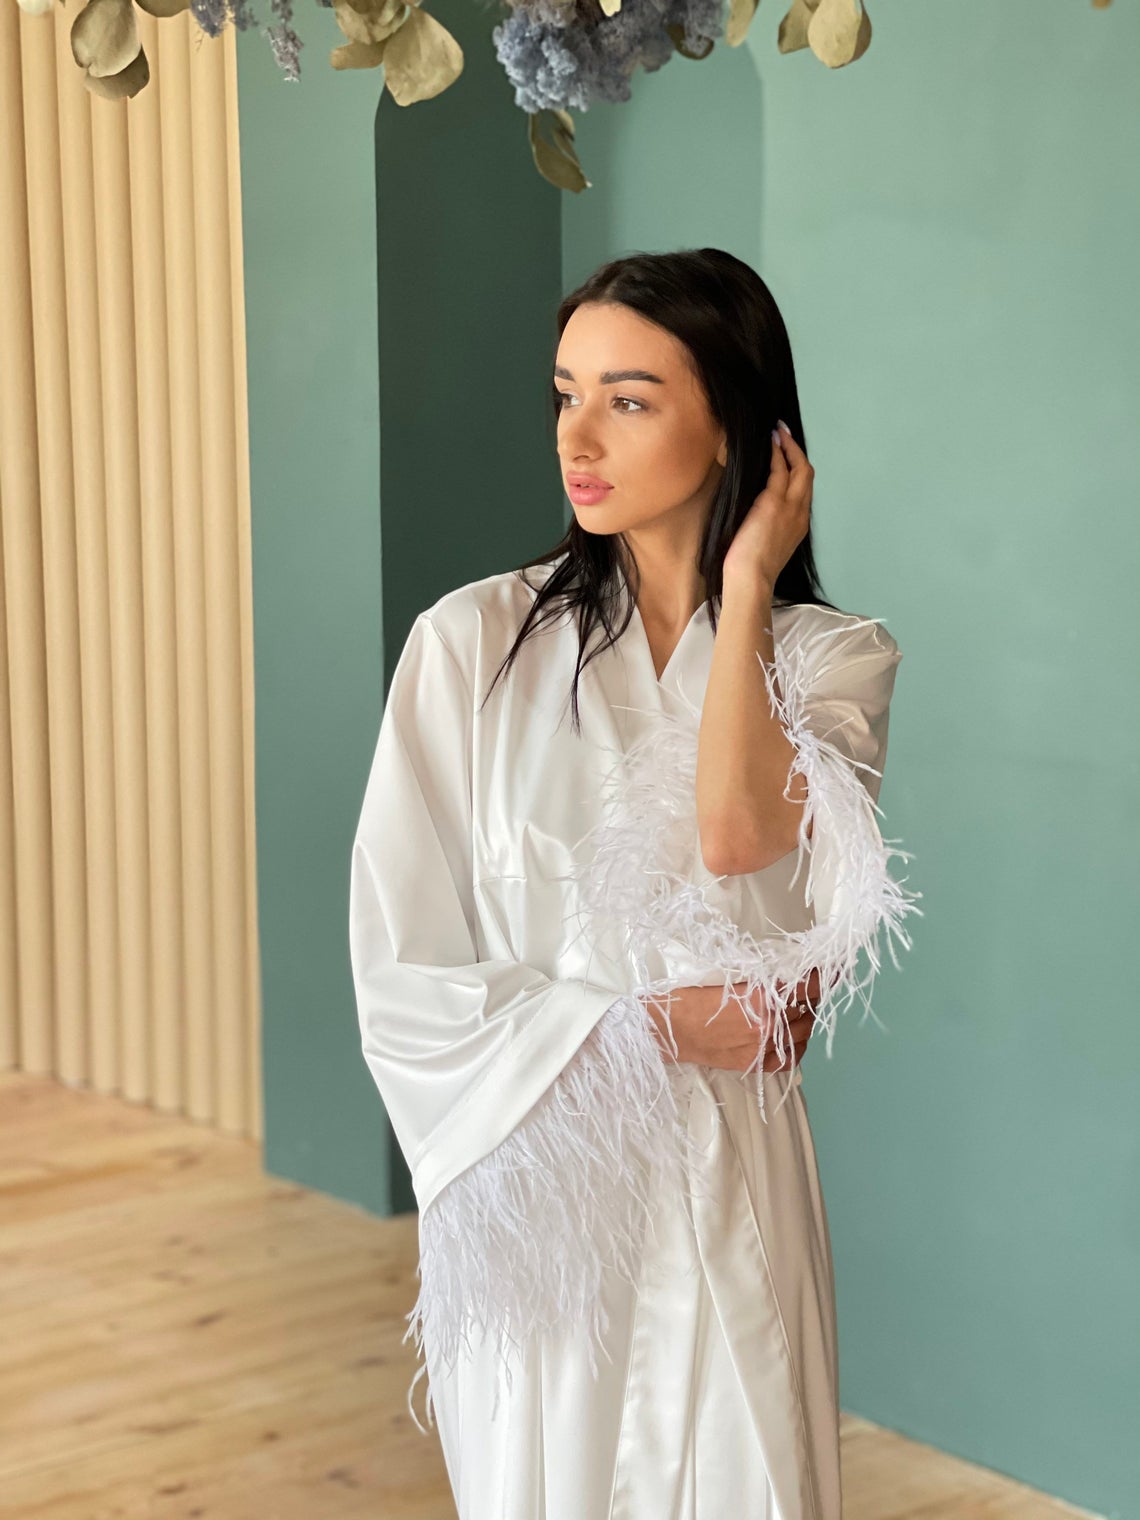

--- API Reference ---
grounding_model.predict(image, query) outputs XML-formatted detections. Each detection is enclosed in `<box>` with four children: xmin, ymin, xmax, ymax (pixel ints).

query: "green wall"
<box><xmin>240</xmin><ymin>2</ymin><xmax>1138</xmax><ymax>1514</ymax></box>
<box><xmin>561</xmin><ymin>4</ymin><xmax>1138</xmax><ymax>1513</ymax></box>
<box><xmin>236</xmin><ymin>5</ymin><xmax>565</xmax><ymax>1214</ymax></box>
<box><xmin>237</xmin><ymin>16</ymin><xmax>391</xmax><ymax>1214</ymax></box>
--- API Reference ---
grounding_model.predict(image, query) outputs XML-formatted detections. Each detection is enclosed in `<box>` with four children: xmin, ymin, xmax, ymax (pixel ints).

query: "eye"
<box><xmin>554</xmin><ymin>392</ymin><xmax>647</xmax><ymax>415</ymax></box>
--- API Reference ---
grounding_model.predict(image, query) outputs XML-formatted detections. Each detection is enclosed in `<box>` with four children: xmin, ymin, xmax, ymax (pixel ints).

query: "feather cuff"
<box><xmin>402</xmin><ymin>989</ymin><xmax>704</xmax><ymax>1431</ymax></box>
<box><xmin>752</xmin><ymin>616</ymin><xmax>924</xmax><ymax>1059</ymax></box>
<box><xmin>564</xmin><ymin>613</ymin><xmax>923</xmax><ymax>1123</ymax></box>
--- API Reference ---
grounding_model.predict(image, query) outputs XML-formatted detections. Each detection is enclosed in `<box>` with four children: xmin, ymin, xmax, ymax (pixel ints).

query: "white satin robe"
<box><xmin>348</xmin><ymin>559</ymin><xmax>919</xmax><ymax>1520</ymax></box>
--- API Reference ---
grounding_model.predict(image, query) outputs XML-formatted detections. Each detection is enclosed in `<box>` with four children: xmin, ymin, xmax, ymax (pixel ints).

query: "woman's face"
<box><xmin>554</xmin><ymin>301</ymin><xmax>727</xmax><ymax>538</ymax></box>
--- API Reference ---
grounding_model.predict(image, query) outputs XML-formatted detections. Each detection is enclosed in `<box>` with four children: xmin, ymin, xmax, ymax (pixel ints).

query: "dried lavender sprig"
<box><xmin>265</xmin><ymin>0</ymin><xmax>304</xmax><ymax>79</ymax></box>
<box><xmin>190</xmin><ymin>0</ymin><xmax>302</xmax><ymax>79</ymax></box>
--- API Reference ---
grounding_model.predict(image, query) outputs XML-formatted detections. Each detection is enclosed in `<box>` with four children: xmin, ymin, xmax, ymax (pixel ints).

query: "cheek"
<box><xmin>652</xmin><ymin>418</ymin><xmax>718</xmax><ymax>479</ymax></box>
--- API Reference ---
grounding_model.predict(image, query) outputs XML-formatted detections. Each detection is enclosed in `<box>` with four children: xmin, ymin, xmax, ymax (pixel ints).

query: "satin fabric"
<box><xmin>422</xmin><ymin>1061</ymin><xmax>840</xmax><ymax>1520</ymax></box>
<box><xmin>348</xmin><ymin>559</ymin><xmax>904</xmax><ymax>1520</ymax></box>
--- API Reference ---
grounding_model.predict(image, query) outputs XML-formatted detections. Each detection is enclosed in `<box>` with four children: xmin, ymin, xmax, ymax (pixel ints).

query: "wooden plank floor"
<box><xmin>0</xmin><ymin>1072</ymin><xmax>1100</xmax><ymax>1520</ymax></box>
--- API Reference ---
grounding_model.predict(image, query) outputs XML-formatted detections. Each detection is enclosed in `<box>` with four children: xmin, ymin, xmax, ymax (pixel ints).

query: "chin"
<box><xmin>571</xmin><ymin>508</ymin><xmax>622</xmax><ymax>534</ymax></box>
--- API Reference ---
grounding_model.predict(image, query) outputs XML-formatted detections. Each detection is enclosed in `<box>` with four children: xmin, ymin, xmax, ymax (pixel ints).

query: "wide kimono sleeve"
<box><xmin>347</xmin><ymin>611</ymin><xmax>632</xmax><ymax>1209</ymax></box>
<box><xmin>348</xmin><ymin>613</ymin><xmax>687</xmax><ymax>1414</ymax></box>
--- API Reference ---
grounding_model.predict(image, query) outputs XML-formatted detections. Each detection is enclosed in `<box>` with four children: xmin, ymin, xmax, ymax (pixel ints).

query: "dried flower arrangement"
<box><xmin>13</xmin><ymin>0</ymin><xmax>1116</xmax><ymax>191</ymax></box>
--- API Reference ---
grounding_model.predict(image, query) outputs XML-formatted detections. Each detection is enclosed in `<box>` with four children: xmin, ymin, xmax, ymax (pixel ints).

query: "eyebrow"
<box><xmin>553</xmin><ymin>366</ymin><xmax>666</xmax><ymax>385</ymax></box>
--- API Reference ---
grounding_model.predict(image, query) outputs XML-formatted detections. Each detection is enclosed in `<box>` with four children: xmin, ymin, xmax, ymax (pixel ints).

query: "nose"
<box><xmin>557</xmin><ymin>411</ymin><xmax>601</xmax><ymax>466</ymax></box>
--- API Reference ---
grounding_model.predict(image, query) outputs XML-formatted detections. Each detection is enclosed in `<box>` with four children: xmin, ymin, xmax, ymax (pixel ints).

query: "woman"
<box><xmin>348</xmin><ymin>247</ymin><xmax>920</xmax><ymax>1520</ymax></box>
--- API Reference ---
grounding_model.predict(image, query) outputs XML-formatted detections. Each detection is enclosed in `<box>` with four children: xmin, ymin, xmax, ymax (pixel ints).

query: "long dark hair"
<box><xmin>479</xmin><ymin>247</ymin><xmax>839</xmax><ymax>733</ymax></box>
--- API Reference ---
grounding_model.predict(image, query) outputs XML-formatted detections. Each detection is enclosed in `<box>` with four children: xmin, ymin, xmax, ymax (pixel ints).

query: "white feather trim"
<box><xmin>402</xmin><ymin>989</ymin><xmax>706</xmax><ymax>1431</ymax></box>
<box><xmin>401</xmin><ymin>611</ymin><xmax>921</xmax><ymax>1431</ymax></box>
<box><xmin>565</xmin><ymin>613</ymin><xmax>923</xmax><ymax>1124</ymax></box>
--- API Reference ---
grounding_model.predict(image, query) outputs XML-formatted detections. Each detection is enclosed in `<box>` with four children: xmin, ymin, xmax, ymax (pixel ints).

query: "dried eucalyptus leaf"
<box><xmin>380</xmin><ymin>5</ymin><xmax>463</xmax><ymax>104</ymax></box>
<box><xmin>528</xmin><ymin>109</ymin><xmax>590</xmax><ymax>194</ymax></box>
<box><xmin>334</xmin><ymin>0</ymin><xmax>408</xmax><ymax>46</ymax></box>
<box><xmin>776</xmin><ymin>0</ymin><xmax>817</xmax><ymax>53</ymax></box>
<box><xmin>331</xmin><ymin>38</ymin><xmax>390</xmax><ymax>67</ymax></box>
<box><xmin>806</xmin><ymin>0</ymin><xmax>870</xmax><ymax>67</ymax></box>
<box><xmin>71</xmin><ymin>0</ymin><xmax>139</xmax><ymax>77</ymax></box>
<box><xmin>134</xmin><ymin>0</ymin><xmax>191</xmax><ymax>17</ymax></box>
<box><xmin>83</xmin><ymin>40</ymin><xmax>149</xmax><ymax>97</ymax></box>
<box><xmin>724</xmin><ymin>0</ymin><xmax>759</xmax><ymax>49</ymax></box>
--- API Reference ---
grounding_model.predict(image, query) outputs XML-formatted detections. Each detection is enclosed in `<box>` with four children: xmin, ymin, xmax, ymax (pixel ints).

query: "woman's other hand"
<box><xmin>648</xmin><ymin>968</ymin><xmax>828</xmax><ymax>1073</ymax></box>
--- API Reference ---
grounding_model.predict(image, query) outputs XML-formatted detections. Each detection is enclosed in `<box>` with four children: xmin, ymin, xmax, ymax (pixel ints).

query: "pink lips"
<box><xmin>566</xmin><ymin>473</ymin><xmax>614</xmax><ymax>505</ymax></box>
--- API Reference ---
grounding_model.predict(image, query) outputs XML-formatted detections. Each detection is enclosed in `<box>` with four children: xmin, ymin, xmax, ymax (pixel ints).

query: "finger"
<box><xmin>777</xmin><ymin>973</ymin><xmax>813</xmax><ymax>1006</ymax></box>
<box><xmin>776</xmin><ymin>423</ymin><xmax>813</xmax><ymax>505</ymax></box>
<box><xmin>763</xmin><ymin>1018</ymin><xmax>812</xmax><ymax>1064</ymax></box>
<box><xmin>762</xmin><ymin>1038</ymin><xmax>811</xmax><ymax>1072</ymax></box>
<box><xmin>776</xmin><ymin>419</ymin><xmax>808</xmax><ymax>462</ymax></box>
<box><xmin>785</xmin><ymin>467</ymin><xmax>814</xmax><ymax>512</ymax></box>
<box><xmin>797</xmin><ymin>968</ymin><xmax>823</xmax><ymax>1006</ymax></box>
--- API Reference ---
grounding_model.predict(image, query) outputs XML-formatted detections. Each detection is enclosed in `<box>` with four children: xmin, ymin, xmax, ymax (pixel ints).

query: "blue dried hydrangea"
<box><xmin>493</xmin><ymin>0</ymin><xmax>725</xmax><ymax>114</ymax></box>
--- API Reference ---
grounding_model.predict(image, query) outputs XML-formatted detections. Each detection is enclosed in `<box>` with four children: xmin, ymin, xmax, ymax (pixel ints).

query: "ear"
<box><xmin>715</xmin><ymin>430</ymin><xmax>727</xmax><ymax>469</ymax></box>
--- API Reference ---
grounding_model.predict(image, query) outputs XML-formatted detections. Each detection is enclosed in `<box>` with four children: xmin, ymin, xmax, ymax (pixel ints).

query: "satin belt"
<box><xmin>609</xmin><ymin>1065</ymin><xmax>823</xmax><ymax>1520</ymax></box>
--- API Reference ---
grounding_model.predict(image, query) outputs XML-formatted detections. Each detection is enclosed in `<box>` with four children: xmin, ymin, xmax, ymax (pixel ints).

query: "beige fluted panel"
<box><xmin>129</xmin><ymin>9</ymin><xmax>185</xmax><ymax>1117</ymax></box>
<box><xmin>157</xmin><ymin>15</ymin><xmax>216</xmax><ymax>1123</ymax></box>
<box><xmin>91</xmin><ymin>73</ymin><xmax>153</xmax><ymax>1102</ymax></box>
<box><xmin>0</xmin><ymin>533</ymin><xmax>16</xmax><ymax>1071</ymax></box>
<box><xmin>225</xmin><ymin>34</ymin><xmax>264</xmax><ymax>1144</ymax></box>
<box><xmin>0</xmin><ymin>3</ymin><xmax>54</xmax><ymax>1074</ymax></box>
<box><xmin>189</xmin><ymin>31</ymin><xmax>250</xmax><ymax>1136</ymax></box>
<box><xmin>22</xmin><ymin>13</ymin><xmax>89</xmax><ymax>1083</ymax></box>
<box><xmin>0</xmin><ymin>12</ymin><xmax>22</xmax><ymax>1069</ymax></box>
<box><xmin>0</xmin><ymin>8</ymin><xmax>261</xmax><ymax>1140</ymax></box>
<box><xmin>54</xmin><ymin>7</ymin><xmax>121</xmax><ymax>1094</ymax></box>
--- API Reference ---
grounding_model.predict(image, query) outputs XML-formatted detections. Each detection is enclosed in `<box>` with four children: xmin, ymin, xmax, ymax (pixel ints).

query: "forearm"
<box><xmin>696</xmin><ymin>572</ymin><xmax>809</xmax><ymax>876</ymax></box>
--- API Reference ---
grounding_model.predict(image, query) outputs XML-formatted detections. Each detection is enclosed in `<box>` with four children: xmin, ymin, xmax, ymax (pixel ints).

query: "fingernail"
<box><xmin>777</xmin><ymin>418</ymin><xmax>789</xmax><ymax>433</ymax></box>
<box><xmin>771</xmin><ymin>428</ymin><xmax>780</xmax><ymax>445</ymax></box>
